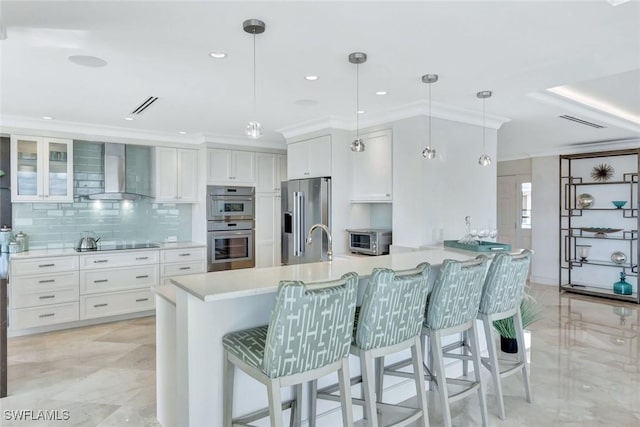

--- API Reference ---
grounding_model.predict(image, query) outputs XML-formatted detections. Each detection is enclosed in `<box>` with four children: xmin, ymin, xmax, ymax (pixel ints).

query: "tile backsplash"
<box><xmin>12</xmin><ymin>141</ymin><xmax>193</xmax><ymax>249</ymax></box>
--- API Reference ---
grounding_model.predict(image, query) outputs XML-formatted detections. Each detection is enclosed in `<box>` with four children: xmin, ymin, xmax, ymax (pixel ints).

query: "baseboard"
<box><xmin>530</xmin><ymin>275</ymin><xmax>557</xmax><ymax>286</ymax></box>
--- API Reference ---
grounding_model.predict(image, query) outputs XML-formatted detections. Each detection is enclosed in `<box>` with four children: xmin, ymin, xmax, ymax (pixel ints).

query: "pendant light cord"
<box><xmin>428</xmin><ymin>82</ymin><xmax>432</xmax><ymax>147</ymax></box>
<box><xmin>482</xmin><ymin>97</ymin><xmax>486</xmax><ymax>153</ymax></box>
<box><xmin>253</xmin><ymin>32</ymin><xmax>257</xmax><ymax>117</ymax></box>
<box><xmin>356</xmin><ymin>63</ymin><xmax>360</xmax><ymax>140</ymax></box>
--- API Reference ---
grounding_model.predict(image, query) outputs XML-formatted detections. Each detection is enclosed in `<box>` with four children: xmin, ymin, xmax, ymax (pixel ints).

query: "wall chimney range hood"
<box><xmin>87</xmin><ymin>143</ymin><xmax>152</xmax><ymax>201</ymax></box>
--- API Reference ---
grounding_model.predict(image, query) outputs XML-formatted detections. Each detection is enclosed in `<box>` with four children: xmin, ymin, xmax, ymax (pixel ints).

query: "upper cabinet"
<box><xmin>153</xmin><ymin>147</ymin><xmax>199</xmax><ymax>203</ymax></box>
<box><xmin>287</xmin><ymin>135</ymin><xmax>331</xmax><ymax>179</ymax></box>
<box><xmin>11</xmin><ymin>135</ymin><xmax>74</xmax><ymax>203</ymax></box>
<box><xmin>351</xmin><ymin>129</ymin><xmax>392</xmax><ymax>202</ymax></box>
<box><xmin>207</xmin><ymin>149</ymin><xmax>256</xmax><ymax>185</ymax></box>
<box><xmin>256</xmin><ymin>153</ymin><xmax>287</xmax><ymax>193</ymax></box>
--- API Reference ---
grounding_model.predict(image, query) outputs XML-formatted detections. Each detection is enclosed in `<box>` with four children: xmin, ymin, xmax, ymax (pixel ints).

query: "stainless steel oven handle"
<box><xmin>210</xmin><ymin>230</ymin><xmax>254</xmax><ymax>238</ymax></box>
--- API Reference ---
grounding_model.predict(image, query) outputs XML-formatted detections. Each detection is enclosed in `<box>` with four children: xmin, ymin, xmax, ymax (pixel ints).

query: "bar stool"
<box><xmin>222</xmin><ymin>272</ymin><xmax>359</xmax><ymax>427</ymax></box>
<box><xmin>393</xmin><ymin>257</ymin><xmax>489</xmax><ymax>427</ymax></box>
<box><xmin>312</xmin><ymin>263</ymin><xmax>432</xmax><ymax>427</ymax></box>
<box><xmin>446</xmin><ymin>250</ymin><xmax>533</xmax><ymax>420</ymax></box>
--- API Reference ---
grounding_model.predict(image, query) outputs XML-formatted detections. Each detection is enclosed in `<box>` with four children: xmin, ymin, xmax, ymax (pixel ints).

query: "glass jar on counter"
<box><xmin>14</xmin><ymin>231</ymin><xmax>28</xmax><ymax>252</ymax></box>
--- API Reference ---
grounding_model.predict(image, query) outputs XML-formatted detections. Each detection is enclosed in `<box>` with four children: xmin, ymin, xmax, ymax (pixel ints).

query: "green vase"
<box><xmin>613</xmin><ymin>272</ymin><xmax>632</xmax><ymax>295</ymax></box>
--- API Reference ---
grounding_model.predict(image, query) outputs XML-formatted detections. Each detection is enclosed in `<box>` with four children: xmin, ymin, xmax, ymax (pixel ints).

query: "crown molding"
<box><xmin>498</xmin><ymin>137</ymin><xmax>640</xmax><ymax>161</ymax></box>
<box><xmin>203</xmin><ymin>133</ymin><xmax>286</xmax><ymax>150</ymax></box>
<box><xmin>276</xmin><ymin>100</ymin><xmax>511</xmax><ymax>140</ymax></box>
<box><xmin>527</xmin><ymin>92</ymin><xmax>640</xmax><ymax>134</ymax></box>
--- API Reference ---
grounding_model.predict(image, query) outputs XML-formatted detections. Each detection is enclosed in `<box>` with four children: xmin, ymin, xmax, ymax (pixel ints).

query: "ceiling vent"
<box><xmin>131</xmin><ymin>96</ymin><xmax>158</xmax><ymax>115</ymax></box>
<box><xmin>559</xmin><ymin>115</ymin><xmax>605</xmax><ymax>129</ymax></box>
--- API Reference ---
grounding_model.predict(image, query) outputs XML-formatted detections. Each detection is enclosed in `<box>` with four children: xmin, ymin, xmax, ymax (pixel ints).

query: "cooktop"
<box><xmin>74</xmin><ymin>242</ymin><xmax>160</xmax><ymax>252</ymax></box>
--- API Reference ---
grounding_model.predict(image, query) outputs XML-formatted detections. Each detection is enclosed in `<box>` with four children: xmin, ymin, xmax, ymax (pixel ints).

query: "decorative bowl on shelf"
<box><xmin>577</xmin><ymin>193</ymin><xmax>594</xmax><ymax>209</ymax></box>
<box><xmin>611</xmin><ymin>200</ymin><xmax>627</xmax><ymax>209</ymax></box>
<box><xmin>578</xmin><ymin>227</ymin><xmax>623</xmax><ymax>238</ymax></box>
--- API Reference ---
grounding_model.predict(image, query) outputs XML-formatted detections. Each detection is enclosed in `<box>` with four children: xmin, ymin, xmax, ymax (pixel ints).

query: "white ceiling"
<box><xmin>0</xmin><ymin>1</ymin><xmax>639</xmax><ymax>159</ymax></box>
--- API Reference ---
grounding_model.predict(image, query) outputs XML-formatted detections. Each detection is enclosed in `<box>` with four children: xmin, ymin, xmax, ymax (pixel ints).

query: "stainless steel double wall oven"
<box><xmin>206</xmin><ymin>186</ymin><xmax>255</xmax><ymax>272</ymax></box>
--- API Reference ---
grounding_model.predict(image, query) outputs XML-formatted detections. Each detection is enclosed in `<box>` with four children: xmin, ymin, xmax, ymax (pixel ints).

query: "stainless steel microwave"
<box><xmin>346</xmin><ymin>229</ymin><xmax>392</xmax><ymax>256</ymax></box>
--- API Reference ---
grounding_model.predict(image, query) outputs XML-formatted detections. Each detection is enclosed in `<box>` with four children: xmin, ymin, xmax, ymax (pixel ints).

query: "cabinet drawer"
<box><xmin>80</xmin><ymin>265</ymin><xmax>158</xmax><ymax>294</ymax></box>
<box><xmin>161</xmin><ymin>247</ymin><xmax>206</xmax><ymax>263</ymax></box>
<box><xmin>161</xmin><ymin>260</ymin><xmax>206</xmax><ymax>277</ymax></box>
<box><xmin>11</xmin><ymin>302</ymin><xmax>79</xmax><ymax>330</ymax></box>
<box><xmin>80</xmin><ymin>289</ymin><xmax>155</xmax><ymax>320</ymax></box>
<box><xmin>11</xmin><ymin>271</ymin><xmax>79</xmax><ymax>308</ymax></box>
<box><xmin>11</xmin><ymin>256</ymin><xmax>79</xmax><ymax>276</ymax></box>
<box><xmin>81</xmin><ymin>250</ymin><xmax>159</xmax><ymax>269</ymax></box>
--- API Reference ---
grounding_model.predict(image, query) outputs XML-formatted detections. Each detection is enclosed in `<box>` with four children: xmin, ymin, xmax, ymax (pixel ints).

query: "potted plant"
<box><xmin>493</xmin><ymin>287</ymin><xmax>543</xmax><ymax>353</ymax></box>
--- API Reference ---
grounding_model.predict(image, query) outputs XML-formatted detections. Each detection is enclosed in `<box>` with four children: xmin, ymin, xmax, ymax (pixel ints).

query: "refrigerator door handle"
<box><xmin>293</xmin><ymin>191</ymin><xmax>301</xmax><ymax>256</ymax></box>
<box><xmin>298</xmin><ymin>192</ymin><xmax>305</xmax><ymax>255</ymax></box>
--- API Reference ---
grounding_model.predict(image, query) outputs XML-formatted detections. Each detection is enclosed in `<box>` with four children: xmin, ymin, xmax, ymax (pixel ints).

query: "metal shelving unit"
<box><xmin>560</xmin><ymin>148</ymin><xmax>640</xmax><ymax>303</ymax></box>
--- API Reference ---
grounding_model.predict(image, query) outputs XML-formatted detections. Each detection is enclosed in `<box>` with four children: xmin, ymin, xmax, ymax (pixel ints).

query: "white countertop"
<box><xmin>9</xmin><ymin>241</ymin><xmax>206</xmax><ymax>260</ymax></box>
<box><xmin>170</xmin><ymin>247</ymin><xmax>511</xmax><ymax>302</ymax></box>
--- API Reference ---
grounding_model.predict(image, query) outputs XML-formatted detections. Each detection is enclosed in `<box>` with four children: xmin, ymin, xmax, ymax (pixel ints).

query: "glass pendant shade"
<box><xmin>478</xmin><ymin>153</ymin><xmax>492</xmax><ymax>166</ymax></box>
<box><xmin>351</xmin><ymin>138</ymin><xmax>365</xmax><ymax>152</ymax></box>
<box><xmin>422</xmin><ymin>146</ymin><xmax>436</xmax><ymax>159</ymax></box>
<box><xmin>245</xmin><ymin>121</ymin><xmax>263</xmax><ymax>139</ymax></box>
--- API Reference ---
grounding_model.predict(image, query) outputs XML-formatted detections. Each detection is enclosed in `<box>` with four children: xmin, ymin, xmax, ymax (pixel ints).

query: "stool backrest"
<box><xmin>263</xmin><ymin>272</ymin><xmax>359</xmax><ymax>378</ymax></box>
<box><xmin>425</xmin><ymin>257</ymin><xmax>488</xmax><ymax>330</ymax></box>
<box><xmin>355</xmin><ymin>263</ymin><xmax>431</xmax><ymax>350</ymax></box>
<box><xmin>478</xmin><ymin>250</ymin><xmax>532</xmax><ymax>315</ymax></box>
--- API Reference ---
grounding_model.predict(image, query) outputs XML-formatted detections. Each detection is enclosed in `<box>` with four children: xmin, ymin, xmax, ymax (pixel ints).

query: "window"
<box><xmin>521</xmin><ymin>182</ymin><xmax>532</xmax><ymax>229</ymax></box>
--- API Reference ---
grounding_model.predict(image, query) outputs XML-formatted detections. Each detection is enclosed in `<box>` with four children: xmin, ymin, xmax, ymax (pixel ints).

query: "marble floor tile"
<box><xmin>95</xmin><ymin>404</ymin><xmax>160</xmax><ymax>427</ymax></box>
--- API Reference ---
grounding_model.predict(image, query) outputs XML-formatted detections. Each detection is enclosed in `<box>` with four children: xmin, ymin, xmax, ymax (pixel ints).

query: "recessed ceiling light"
<box><xmin>41</xmin><ymin>116</ymin><xmax>54</xmax><ymax>120</ymax></box>
<box><xmin>304</xmin><ymin>75</ymin><xmax>319</xmax><ymax>81</ymax></box>
<box><xmin>375</xmin><ymin>91</ymin><xmax>387</xmax><ymax>96</ymax></box>
<box><xmin>209</xmin><ymin>51</ymin><xmax>227</xmax><ymax>59</ymax></box>
<box><xmin>123</xmin><ymin>116</ymin><xmax>134</xmax><ymax>121</ymax></box>
<box><xmin>178</xmin><ymin>131</ymin><xmax>187</xmax><ymax>135</ymax></box>
<box><xmin>68</xmin><ymin>55</ymin><xmax>108</xmax><ymax>68</ymax></box>
<box><xmin>357</xmin><ymin>110</ymin><xmax>365</xmax><ymax>115</ymax></box>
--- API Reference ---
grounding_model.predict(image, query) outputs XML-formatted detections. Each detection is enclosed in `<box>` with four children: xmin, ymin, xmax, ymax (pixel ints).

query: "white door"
<box><xmin>177</xmin><ymin>149</ymin><xmax>198</xmax><ymax>202</ymax></box>
<box><xmin>155</xmin><ymin>147</ymin><xmax>178</xmax><ymax>201</ymax></box>
<box><xmin>497</xmin><ymin>175</ymin><xmax>517</xmax><ymax>247</ymax></box>
<box><xmin>232</xmin><ymin>151</ymin><xmax>256</xmax><ymax>184</ymax></box>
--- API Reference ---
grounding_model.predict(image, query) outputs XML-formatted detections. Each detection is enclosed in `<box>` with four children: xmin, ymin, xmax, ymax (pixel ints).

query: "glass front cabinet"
<box><xmin>10</xmin><ymin>135</ymin><xmax>74</xmax><ymax>202</ymax></box>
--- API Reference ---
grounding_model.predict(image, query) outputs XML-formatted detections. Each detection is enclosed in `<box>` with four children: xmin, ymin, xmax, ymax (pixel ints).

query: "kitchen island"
<box><xmin>155</xmin><ymin>247</ymin><xmax>512</xmax><ymax>427</ymax></box>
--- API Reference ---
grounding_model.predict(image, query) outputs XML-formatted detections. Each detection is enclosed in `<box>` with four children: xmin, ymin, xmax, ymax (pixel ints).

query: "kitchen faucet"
<box><xmin>306</xmin><ymin>223</ymin><xmax>333</xmax><ymax>262</ymax></box>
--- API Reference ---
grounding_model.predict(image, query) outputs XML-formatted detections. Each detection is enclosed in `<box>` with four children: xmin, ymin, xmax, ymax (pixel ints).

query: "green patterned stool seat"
<box><xmin>223</xmin><ymin>325</ymin><xmax>268</xmax><ymax>372</ymax></box>
<box><xmin>223</xmin><ymin>272</ymin><xmax>359</xmax><ymax>427</ymax></box>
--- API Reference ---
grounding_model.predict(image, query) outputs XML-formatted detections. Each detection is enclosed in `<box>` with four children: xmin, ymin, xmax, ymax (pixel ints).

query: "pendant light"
<box><xmin>243</xmin><ymin>19</ymin><xmax>265</xmax><ymax>139</ymax></box>
<box><xmin>421</xmin><ymin>74</ymin><xmax>438</xmax><ymax>159</ymax></box>
<box><xmin>349</xmin><ymin>52</ymin><xmax>367</xmax><ymax>152</ymax></box>
<box><xmin>477</xmin><ymin>90</ymin><xmax>492</xmax><ymax>166</ymax></box>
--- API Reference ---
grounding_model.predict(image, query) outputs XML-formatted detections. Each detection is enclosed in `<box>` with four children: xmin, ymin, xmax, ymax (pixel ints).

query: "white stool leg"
<box><xmin>462</xmin><ymin>330</ymin><xmax>469</xmax><ymax>377</ymax></box>
<box><xmin>267</xmin><ymin>379</ymin><xmax>284</xmax><ymax>427</ymax></box>
<box><xmin>309</xmin><ymin>380</ymin><xmax>318</xmax><ymax>427</ymax></box>
<box><xmin>361</xmin><ymin>350</ymin><xmax>378</xmax><ymax>427</ymax></box>
<box><xmin>430</xmin><ymin>331</ymin><xmax>452</xmax><ymax>427</ymax></box>
<box><xmin>293</xmin><ymin>383</ymin><xmax>303</xmax><ymax>427</ymax></box>
<box><xmin>223</xmin><ymin>350</ymin><xmax>234</xmax><ymax>427</ymax></box>
<box><xmin>514</xmin><ymin>307</ymin><xmax>533</xmax><ymax>403</ymax></box>
<box><xmin>483</xmin><ymin>315</ymin><xmax>506</xmax><ymax>419</ymax></box>
<box><xmin>338</xmin><ymin>357</ymin><xmax>354</xmax><ymax>427</ymax></box>
<box><xmin>469</xmin><ymin>323</ymin><xmax>489</xmax><ymax>427</ymax></box>
<box><xmin>412</xmin><ymin>336</ymin><xmax>430</xmax><ymax>427</ymax></box>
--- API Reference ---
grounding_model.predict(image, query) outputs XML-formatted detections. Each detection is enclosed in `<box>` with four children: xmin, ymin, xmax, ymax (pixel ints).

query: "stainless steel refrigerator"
<box><xmin>281</xmin><ymin>177</ymin><xmax>331</xmax><ymax>265</ymax></box>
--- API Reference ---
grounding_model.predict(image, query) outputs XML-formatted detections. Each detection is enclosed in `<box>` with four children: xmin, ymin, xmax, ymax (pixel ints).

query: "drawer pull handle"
<box><xmin>94</xmin><ymin>279</ymin><xmax>108</xmax><ymax>283</ymax></box>
<box><xmin>39</xmin><ymin>279</ymin><xmax>55</xmax><ymax>284</ymax></box>
<box><xmin>179</xmin><ymin>253</ymin><xmax>191</xmax><ymax>257</ymax></box>
<box><xmin>94</xmin><ymin>303</ymin><xmax>108</xmax><ymax>308</ymax></box>
<box><xmin>136</xmin><ymin>256</ymin><xmax>149</xmax><ymax>260</ymax></box>
<box><xmin>136</xmin><ymin>298</ymin><xmax>149</xmax><ymax>302</ymax></box>
<box><xmin>39</xmin><ymin>313</ymin><xmax>55</xmax><ymax>318</ymax></box>
<box><xmin>94</xmin><ymin>260</ymin><xmax>108</xmax><ymax>264</ymax></box>
<box><xmin>39</xmin><ymin>295</ymin><xmax>55</xmax><ymax>300</ymax></box>
<box><xmin>136</xmin><ymin>275</ymin><xmax>149</xmax><ymax>279</ymax></box>
<box><xmin>179</xmin><ymin>267</ymin><xmax>191</xmax><ymax>270</ymax></box>
<box><xmin>38</xmin><ymin>263</ymin><xmax>55</xmax><ymax>268</ymax></box>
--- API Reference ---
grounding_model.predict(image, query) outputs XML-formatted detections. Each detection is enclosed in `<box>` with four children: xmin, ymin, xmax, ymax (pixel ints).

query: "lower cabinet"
<box><xmin>80</xmin><ymin>289</ymin><xmax>154</xmax><ymax>320</ymax></box>
<box><xmin>160</xmin><ymin>246</ymin><xmax>206</xmax><ymax>285</ymax></box>
<box><xmin>11</xmin><ymin>302</ymin><xmax>80</xmax><ymax>330</ymax></box>
<box><xmin>255</xmin><ymin>193</ymin><xmax>281</xmax><ymax>268</ymax></box>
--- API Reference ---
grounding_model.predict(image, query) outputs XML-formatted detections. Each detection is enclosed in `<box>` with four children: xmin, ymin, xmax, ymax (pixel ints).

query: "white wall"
<box><xmin>392</xmin><ymin>116</ymin><xmax>498</xmax><ymax>248</ymax></box>
<box><xmin>530</xmin><ymin>156</ymin><xmax>559</xmax><ymax>285</ymax></box>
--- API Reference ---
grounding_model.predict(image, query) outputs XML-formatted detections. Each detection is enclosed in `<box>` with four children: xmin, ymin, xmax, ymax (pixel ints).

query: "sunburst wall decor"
<box><xmin>591</xmin><ymin>163</ymin><xmax>613</xmax><ymax>182</ymax></box>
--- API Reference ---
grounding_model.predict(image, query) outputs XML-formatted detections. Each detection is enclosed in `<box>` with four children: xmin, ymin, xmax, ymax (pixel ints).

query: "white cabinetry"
<box><xmin>153</xmin><ymin>147</ymin><xmax>199</xmax><ymax>203</ymax></box>
<box><xmin>10</xmin><ymin>135</ymin><xmax>74</xmax><ymax>202</ymax></box>
<box><xmin>160</xmin><ymin>246</ymin><xmax>206</xmax><ymax>285</ymax></box>
<box><xmin>255</xmin><ymin>153</ymin><xmax>286</xmax><ymax>268</ymax></box>
<box><xmin>287</xmin><ymin>135</ymin><xmax>331</xmax><ymax>179</ymax></box>
<box><xmin>207</xmin><ymin>149</ymin><xmax>255</xmax><ymax>185</ymax></box>
<box><xmin>79</xmin><ymin>250</ymin><xmax>158</xmax><ymax>319</ymax></box>
<box><xmin>10</xmin><ymin>255</ymin><xmax>80</xmax><ymax>330</ymax></box>
<box><xmin>351</xmin><ymin>129</ymin><xmax>392</xmax><ymax>202</ymax></box>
